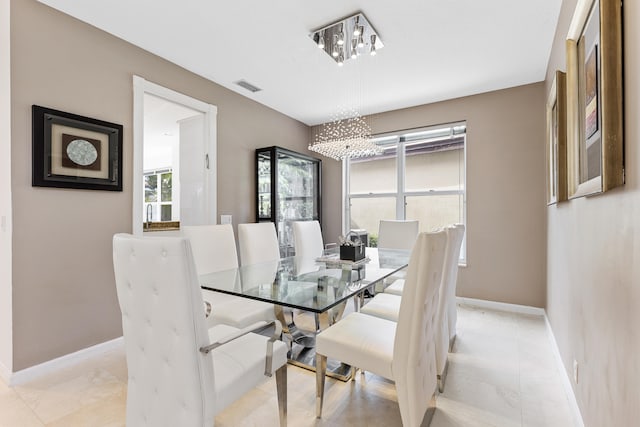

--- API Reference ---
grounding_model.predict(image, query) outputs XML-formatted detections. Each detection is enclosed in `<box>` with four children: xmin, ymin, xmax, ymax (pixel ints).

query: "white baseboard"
<box><xmin>456</xmin><ymin>296</ymin><xmax>584</xmax><ymax>427</ymax></box>
<box><xmin>456</xmin><ymin>296</ymin><xmax>546</xmax><ymax>316</ymax></box>
<box><xmin>0</xmin><ymin>358</ymin><xmax>11</xmax><ymax>385</ymax></box>
<box><xmin>8</xmin><ymin>337</ymin><xmax>124</xmax><ymax>386</ymax></box>
<box><xmin>544</xmin><ymin>315</ymin><xmax>585</xmax><ymax>427</ymax></box>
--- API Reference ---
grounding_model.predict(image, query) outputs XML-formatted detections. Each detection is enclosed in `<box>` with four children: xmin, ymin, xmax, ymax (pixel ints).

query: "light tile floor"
<box><xmin>0</xmin><ymin>304</ymin><xmax>576</xmax><ymax>426</ymax></box>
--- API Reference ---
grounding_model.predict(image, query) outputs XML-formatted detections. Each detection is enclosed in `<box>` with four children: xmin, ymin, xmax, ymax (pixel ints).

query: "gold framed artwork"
<box><xmin>546</xmin><ymin>71</ymin><xmax>567</xmax><ymax>205</ymax></box>
<box><xmin>566</xmin><ymin>0</ymin><xmax>623</xmax><ymax>198</ymax></box>
<box><xmin>32</xmin><ymin>105</ymin><xmax>123</xmax><ymax>191</ymax></box>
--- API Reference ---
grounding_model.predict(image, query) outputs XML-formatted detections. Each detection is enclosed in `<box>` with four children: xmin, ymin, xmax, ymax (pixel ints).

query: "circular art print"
<box><xmin>61</xmin><ymin>133</ymin><xmax>101</xmax><ymax>170</ymax></box>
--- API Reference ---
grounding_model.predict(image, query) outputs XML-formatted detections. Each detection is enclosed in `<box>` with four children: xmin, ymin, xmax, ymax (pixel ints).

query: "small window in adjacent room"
<box><xmin>345</xmin><ymin>122</ymin><xmax>467</xmax><ymax>263</ymax></box>
<box><xmin>144</xmin><ymin>168</ymin><xmax>174</xmax><ymax>223</ymax></box>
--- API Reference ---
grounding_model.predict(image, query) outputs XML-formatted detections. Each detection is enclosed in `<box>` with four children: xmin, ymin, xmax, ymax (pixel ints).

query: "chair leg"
<box><xmin>316</xmin><ymin>354</ymin><xmax>327</xmax><ymax>418</ymax></box>
<box><xmin>275</xmin><ymin>365</ymin><xmax>287</xmax><ymax>427</ymax></box>
<box><xmin>353</xmin><ymin>292</ymin><xmax>363</xmax><ymax>312</ymax></box>
<box><xmin>422</xmin><ymin>392</ymin><xmax>437</xmax><ymax>426</ymax></box>
<box><xmin>437</xmin><ymin>359</ymin><xmax>449</xmax><ymax>393</ymax></box>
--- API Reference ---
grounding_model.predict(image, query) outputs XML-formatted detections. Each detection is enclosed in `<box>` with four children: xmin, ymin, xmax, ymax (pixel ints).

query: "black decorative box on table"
<box><xmin>339</xmin><ymin>242</ymin><xmax>365</xmax><ymax>262</ymax></box>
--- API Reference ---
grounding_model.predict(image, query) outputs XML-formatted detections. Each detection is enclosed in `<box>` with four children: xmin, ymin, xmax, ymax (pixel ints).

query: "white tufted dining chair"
<box><xmin>443</xmin><ymin>224</ymin><xmax>465</xmax><ymax>351</ymax></box>
<box><xmin>182</xmin><ymin>224</ymin><xmax>275</xmax><ymax>329</ymax></box>
<box><xmin>291</xmin><ymin>220</ymin><xmax>344</xmax><ymax>332</ymax></box>
<box><xmin>237</xmin><ymin>222</ymin><xmax>281</xmax><ymax>266</ymax></box>
<box><xmin>112</xmin><ymin>233</ymin><xmax>287</xmax><ymax>427</ymax></box>
<box><xmin>377</xmin><ymin>219</ymin><xmax>419</xmax><ymax>250</ymax></box>
<box><xmin>382</xmin><ymin>279</ymin><xmax>404</xmax><ymax>296</ymax></box>
<box><xmin>434</xmin><ymin>224</ymin><xmax>465</xmax><ymax>391</ymax></box>
<box><xmin>291</xmin><ymin>220</ymin><xmax>324</xmax><ymax>259</ymax></box>
<box><xmin>374</xmin><ymin>220</ymin><xmax>420</xmax><ymax>292</ymax></box>
<box><xmin>237</xmin><ymin>222</ymin><xmax>304</xmax><ymax>338</ymax></box>
<box><xmin>361</xmin><ymin>225</ymin><xmax>466</xmax><ymax>392</ymax></box>
<box><xmin>358</xmin><ymin>291</ymin><xmax>402</xmax><ymax>322</ymax></box>
<box><xmin>315</xmin><ymin>230</ymin><xmax>447</xmax><ymax>427</ymax></box>
<box><xmin>360</xmin><ymin>220</ymin><xmax>424</xmax><ymax>321</ymax></box>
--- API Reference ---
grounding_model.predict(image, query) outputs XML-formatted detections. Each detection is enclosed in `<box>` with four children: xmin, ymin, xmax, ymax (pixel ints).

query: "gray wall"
<box><xmin>545</xmin><ymin>1</ymin><xmax>640</xmax><ymax>426</ymax></box>
<box><xmin>9</xmin><ymin>0</ymin><xmax>318</xmax><ymax>370</ymax></box>
<box><xmin>332</xmin><ymin>83</ymin><xmax>547</xmax><ymax>307</ymax></box>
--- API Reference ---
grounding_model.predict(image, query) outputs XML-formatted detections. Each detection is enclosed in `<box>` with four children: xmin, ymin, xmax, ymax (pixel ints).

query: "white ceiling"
<box><xmin>37</xmin><ymin>0</ymin><xmax>562</xmax><ymax>126</ymax></box>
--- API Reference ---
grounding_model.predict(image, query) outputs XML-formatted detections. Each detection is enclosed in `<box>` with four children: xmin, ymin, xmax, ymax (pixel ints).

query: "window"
<box><xmin>345</xmin><ymin>122</ymin><xmax>467</xmax><ymax>262</ymax></box>
<box><xmin>144</xmin><ymin>169</ymin><xmax>174</xmax><ymax>222</ymax></box>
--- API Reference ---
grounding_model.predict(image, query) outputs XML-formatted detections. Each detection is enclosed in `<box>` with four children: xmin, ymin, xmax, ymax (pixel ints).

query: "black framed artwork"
<box><xmin>32</xmin><ymin>105</ymin><xmax>123</xmax><ymax>191</ymax></box>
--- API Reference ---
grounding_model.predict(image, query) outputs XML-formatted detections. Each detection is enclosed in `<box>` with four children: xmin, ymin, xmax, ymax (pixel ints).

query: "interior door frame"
<box><xmin>132</xmin><ymin>76</ymin><xmax>217</xmax><ymax>235</ymax></box>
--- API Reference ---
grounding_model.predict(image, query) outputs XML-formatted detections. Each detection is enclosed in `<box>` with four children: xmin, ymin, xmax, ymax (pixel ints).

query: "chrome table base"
<box><xmin>274</xmin><ymin>299</ymin><xmax>356</xmax><ymax>381</ymax></box>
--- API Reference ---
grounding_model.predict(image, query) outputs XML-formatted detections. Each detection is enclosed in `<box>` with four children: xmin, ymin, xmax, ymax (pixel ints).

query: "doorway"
<box><xmin>132</xmin><ymin>76</ymin><xmax>217</xmax><ymax>235</ymax></box>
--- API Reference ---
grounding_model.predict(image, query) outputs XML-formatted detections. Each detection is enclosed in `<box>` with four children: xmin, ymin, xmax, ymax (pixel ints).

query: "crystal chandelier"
<box><xmin>309</xmin><ymin>107</ymin><xmax>382</xmax><ymax>161</ymax></box>
<box><xmin>307</xmin><ymin>12</ymin><xmax>384</xmax><ymax>161</ymax></box>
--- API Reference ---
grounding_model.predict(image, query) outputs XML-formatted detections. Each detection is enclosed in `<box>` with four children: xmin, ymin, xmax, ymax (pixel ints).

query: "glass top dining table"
<box><xmin>199</xmin><ymin>247</ymin><xmax>411</xmax><ymax>314</ymax></box>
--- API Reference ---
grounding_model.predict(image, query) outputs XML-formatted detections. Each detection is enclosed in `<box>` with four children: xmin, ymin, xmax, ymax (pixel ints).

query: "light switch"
<box><xmin>220</xmin><ymin>215</ymin><xmax>232</xmax><ymax>225</ymax></box>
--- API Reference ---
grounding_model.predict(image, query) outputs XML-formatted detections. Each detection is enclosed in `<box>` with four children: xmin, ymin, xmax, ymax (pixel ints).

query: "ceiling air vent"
<box><xmin>234</xmin><ymin>80</ymin><xmax>262</xmax><ymax>93</ymax></box>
